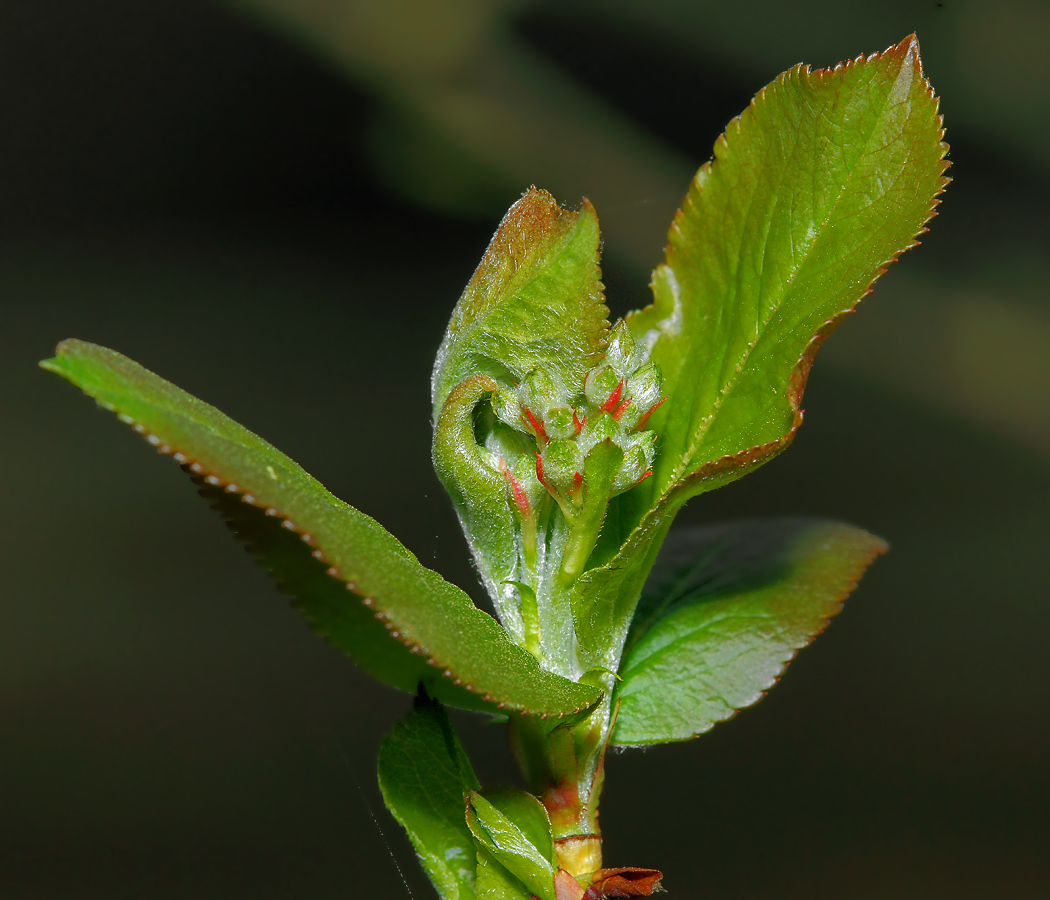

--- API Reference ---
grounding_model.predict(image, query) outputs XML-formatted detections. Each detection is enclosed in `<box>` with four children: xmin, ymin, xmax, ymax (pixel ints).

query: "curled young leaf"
<box><xmin>431</xmin><ymin>188</ymin><xmax>616</xmax><ymax>658</ymax></box>
<box><xmin>433</xmin><ymin>373</ymin><xmax>524</xmax><ymax>641</ymax></box>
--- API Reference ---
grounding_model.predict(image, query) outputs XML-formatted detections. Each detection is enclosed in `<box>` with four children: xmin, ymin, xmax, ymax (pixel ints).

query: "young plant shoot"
<box><xmin>41</xmin><ymin>36</ymin><xmax>948</xmax><ymax>899</ymax></box>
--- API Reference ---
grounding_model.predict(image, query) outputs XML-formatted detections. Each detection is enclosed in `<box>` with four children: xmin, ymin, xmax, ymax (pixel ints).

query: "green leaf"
<box><xmin>431</xmin><ymin>186</ymin><xmax>609</xmax><ymax>420</ymax></box>
<box><xmin>629</xmin><ymin>34</ymin><xmax>949</xmax><ymax>508</ymax></box>
<box><xmin>575</xmin><ymin>35</ymin><xmax>947</xmax><ymax>672</ymax></box>
<box><xmin>40</xmin><ymin>339</ymin><xmax>600</xmax><ymax>718</ymax></box>
<box><xmin>571</xmin><ymin>436</ymin><xmax>801</xmax><ymax>674</ymax></box>
<box><xmin>612</xmin><ymin>519</ymin><xmax>888</xmax><ymax>746</ymax></box>
<box><xmin>378</xmin><ymin>693</ymin><xmax>480</xmax><ymax>900</ymax></box>
<box><xmin>196</xmin><ymin>480</ymin><xmax>484</xmax><ymax>710</ymax></box>
<box><xmin>466</xmin><ymin>788</ymin><xmax>557</xmax><ymax>900</ymax></box>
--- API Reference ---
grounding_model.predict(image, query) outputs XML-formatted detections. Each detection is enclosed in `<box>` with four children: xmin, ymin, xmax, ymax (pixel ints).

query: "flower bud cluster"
<box><xmin>492</xmin><ymin>321</ymin><xmax>664</xmax><ymax>516</ymax></box>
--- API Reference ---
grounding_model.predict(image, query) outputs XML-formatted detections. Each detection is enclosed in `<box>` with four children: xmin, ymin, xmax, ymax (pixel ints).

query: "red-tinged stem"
<box><xmin>510</xmin><ymin>705</ymin><xmax>610</xmax><ymax>879</ymax></box>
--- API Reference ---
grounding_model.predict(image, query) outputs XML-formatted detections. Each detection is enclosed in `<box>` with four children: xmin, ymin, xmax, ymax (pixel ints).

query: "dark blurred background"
<box><xmin>2</xmin><ymin>1</ymin><xmax>1048</xmax><ymax>897</ymax></box>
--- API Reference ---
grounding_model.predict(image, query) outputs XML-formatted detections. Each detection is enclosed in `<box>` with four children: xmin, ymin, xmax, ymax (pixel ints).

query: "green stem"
<box><xmin>509</xmin><ymin>681</ymin><xmax>615</xmax><ymax>879</ymax></box>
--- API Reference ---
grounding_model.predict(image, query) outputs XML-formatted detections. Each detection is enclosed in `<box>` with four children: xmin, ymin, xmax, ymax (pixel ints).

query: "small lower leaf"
<box><xmin>467</xmin><ymin>789</ymin><xmax>558</xmax><ymax>900</ymax></box>
<box><xmin>378</xmin><ymin>692</ymin><xmax>480</xmax><ymax>900</ymax></box>
<box><xmin>612</xmin><ymin>518</ymin><xmax>887</xmax><ymax>746</ymax></box>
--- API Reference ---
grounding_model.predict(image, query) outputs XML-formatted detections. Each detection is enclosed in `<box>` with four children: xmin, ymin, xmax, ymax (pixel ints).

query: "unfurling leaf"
<box><xmin>378</xmin><ymin>693</ymin><xmax>480</xmax><ymax>900</ymax></box>
<box><xmin>41</xmin><ymin>340</ymin><xmax>600</xmax><ymax>718</ymax></box>
<box><xmin>431</xmin><ymin>187</ymin><xmax>612</xmax><ymax>647</ymax></box>
<box><xmin>612</xmin><ymin>519</ymin><xmax>887</xmax><ymax>746</ymax></box>
<box><xmin>432</xmin><ymin>373</ymin><xmax>522</xmax><ymax>637</ymax></box>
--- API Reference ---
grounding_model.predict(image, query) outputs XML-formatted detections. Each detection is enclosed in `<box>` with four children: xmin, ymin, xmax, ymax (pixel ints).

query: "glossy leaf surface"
<box><xmin>378</xmin><ymin>694</ymin><xmax>480</xmax><ymax>900</ymax></box>
<box><xmin>612</xmin><ymin>519</ymin><xmax>887</xmax><ymax>746</ymax></box>
<box><xmin>630</xmin><ymin>34</ymin><xmax>949</xmax><ymax>506</ymax></box>
<box><xmin>575</xmin><ymin>35</ymin><xmax>947</xmax><ymax>671</ymax></box>
<box><xmin>431</xmin><ymin>186</ymin><xmax>609</xmax><ymax>419</ymax></box>
<box><xmin>467</xmin><ymin>788</ymin><xmax>557</xmax><ymax>900</ymax></box>
<box><xmin>41</xmin><ymin>340</ymin><xmax>600</xmax><ymax>717</ymax></box>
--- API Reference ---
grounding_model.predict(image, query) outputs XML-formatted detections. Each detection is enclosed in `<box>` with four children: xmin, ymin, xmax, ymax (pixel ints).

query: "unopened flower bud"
<box><xmin>627</xmin><ymin>362</ymin><xmax>661</xmax><ymax>408</ymax></box>
<box><xmin>613</xmin><ymin>447</ymin><xmax>648</xmax><ymax>493</ymax></box>
<box><xmin>492</xmin><ymin>388</ymin><xmax>523</xmax><ymax>431</ymax></box>
<box><xmin>612</xmin><ymin>432</ymin><xmax>656</xmax><ymax>493</ymax></box>
<box><xmin>538</xmin><ymin>439</ymin><xmax>583</xmax><ymax>497</ymax></box>
<box><xmin>584</xmin><ymin>364</ymin><xmax>621</xmax><ymax>410</ymax></box>
<box><xmin>618</xmin><ymin>362</ymin><xmax>664</xmax><ymax>430</ymax></box>
<box><xmin>605</xmin><ymin>320</ymin><xmax>642</xmax><ymax>377</ymax></box>
<box><xmin>521</xmin><ymin>367</ymin><xmax>561</xmax><ymax>409</ymax></box>
<box><xmin>579</xmin><ymin>411</ymin><xmax>619</xmax><ymax>453</ymax></box>
<box><xmin>477</xmin><ymin>321</ymin><xmax>663</xmax><ymax>519</ymax></box>
<box><xmin>546</xmin><ymin>406</ymin><xmax>577</xmax><ymax>440</ymax></box>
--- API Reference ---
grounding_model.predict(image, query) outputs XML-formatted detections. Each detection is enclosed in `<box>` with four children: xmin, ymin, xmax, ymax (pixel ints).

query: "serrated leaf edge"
<box><xmin>659</xmin><ymin>34</ymin><xmax>949</xmax><ymax>489</ymax></box>
<box><xmin>611</xmin><ymin>526</ymin><xmax>889</xmax><ymax>747</ymax></box>
<box><xmin>47</xmin><ymin>359</ymin><xmax>597</xmax><ymax>718</ymax></box>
